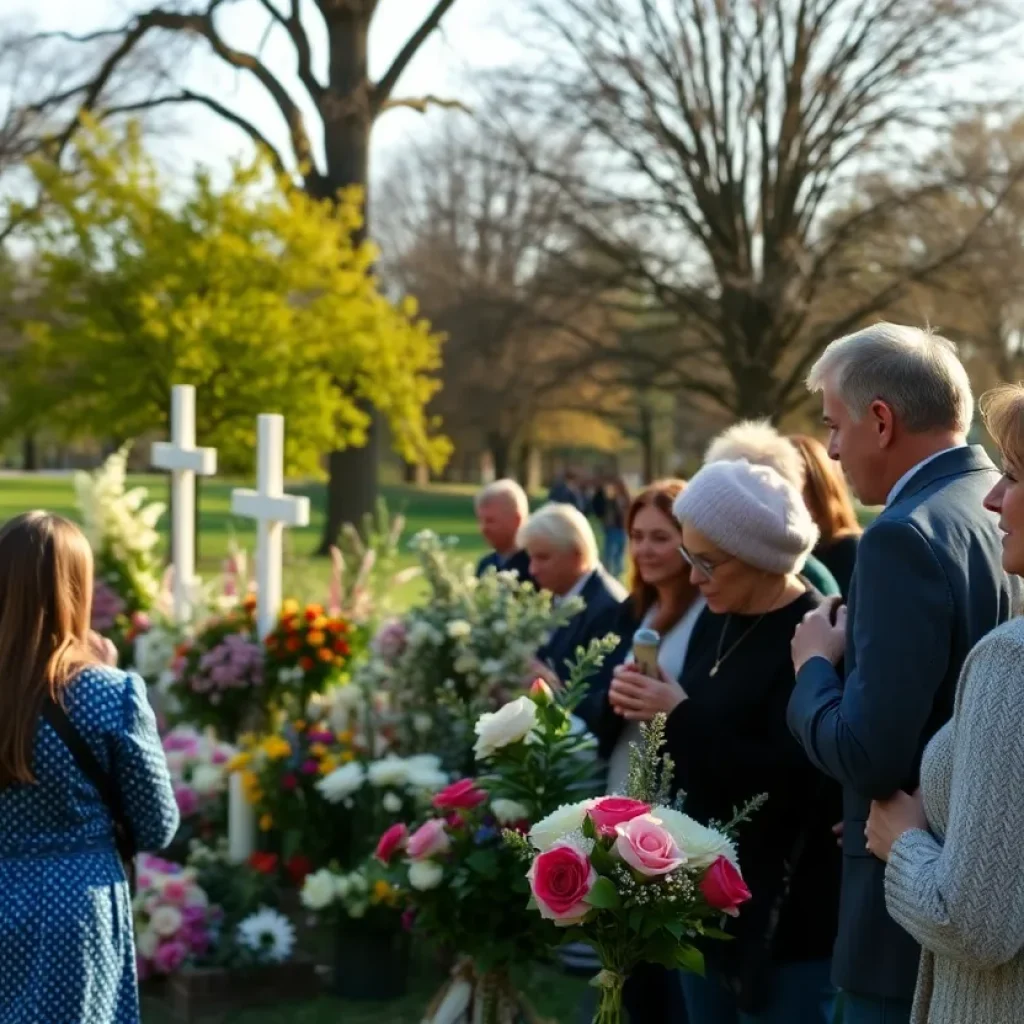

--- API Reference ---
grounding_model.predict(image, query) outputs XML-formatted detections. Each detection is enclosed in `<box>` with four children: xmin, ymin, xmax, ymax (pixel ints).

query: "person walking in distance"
<box><xmin>788</xmin><ymin>323</ymin><xmax>1021</xmax><ymax>1024</ymax></box>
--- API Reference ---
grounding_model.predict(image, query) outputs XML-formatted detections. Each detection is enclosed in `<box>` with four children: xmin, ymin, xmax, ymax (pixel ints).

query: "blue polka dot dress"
<box><xmin>0</xmin><ymin>667</ymin><xmax>180</xmax><ymax>1024</ymax></box>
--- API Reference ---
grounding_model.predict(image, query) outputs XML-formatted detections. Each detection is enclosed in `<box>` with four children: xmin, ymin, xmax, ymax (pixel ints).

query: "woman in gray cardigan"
<box><xmin>866</xmin><ymin>383</ymin><xmax>1024</xmax><ymax>1024</ymax></box>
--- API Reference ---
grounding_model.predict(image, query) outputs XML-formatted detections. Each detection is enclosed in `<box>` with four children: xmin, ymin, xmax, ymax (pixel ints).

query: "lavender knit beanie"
<box><xmin>672</xmin><ymin>459</ymin><xmax>819</xmax><ymax>575</ymax></box>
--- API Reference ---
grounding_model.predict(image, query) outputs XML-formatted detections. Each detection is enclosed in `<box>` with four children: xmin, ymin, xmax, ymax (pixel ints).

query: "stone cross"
<box><xmin>226</xmin><ymin>414</ymin><xmax>310</xmax><ymax>863</ymax></box>
<box><xmin>150</xmin><ymin>385</ymin><xmax>217</xmax><ymax>625</ymax></box>
<box><xmin>230</xmin><ymin>414</ymin><xmax>311</xmax><ymax>638</ymax></box>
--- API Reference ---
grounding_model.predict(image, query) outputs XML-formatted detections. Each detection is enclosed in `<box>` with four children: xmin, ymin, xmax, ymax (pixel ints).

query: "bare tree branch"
<box><xmin>373</xmin><ymin>0</ymin><xmax>458</xmax><ymax>114</ymax></box>
<box><xmin>381</xmin><ymin>95</ymin><xmax>471</xmax><ymax>115</ymax></box>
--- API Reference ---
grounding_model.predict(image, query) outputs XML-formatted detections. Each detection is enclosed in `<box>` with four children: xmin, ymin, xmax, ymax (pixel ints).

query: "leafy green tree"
<box><xmin>1</xmin><ymin>121</ymin><xmax>450</xmax><ymax>478</ymax></box>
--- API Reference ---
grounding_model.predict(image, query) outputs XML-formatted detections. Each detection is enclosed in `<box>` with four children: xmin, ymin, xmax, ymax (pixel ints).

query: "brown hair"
<box><xmin>626</xmin><ymin>479</ymin><xmax>697</xmax><ymax>631</ymax></box>
<box><xmin>0</xmin><ymin>512</ymin><xmax>96</xmax><ymax>787</ymax></box>
<box><xmin>980</xmin><ymin>385</ymin><xmax>1024</xmax><ymax>470</ymax></box>
<box><xmin>790</xmin><ymin>434</ymin><xmax>861</xmax><ymax>545</ymax></box>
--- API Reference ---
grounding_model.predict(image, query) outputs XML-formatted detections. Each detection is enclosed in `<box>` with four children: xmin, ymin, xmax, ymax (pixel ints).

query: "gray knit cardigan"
<box><xmin>885</xmin><ymin>617</ymin><xmax>1024</xmax><ymax>1023</ymax></box>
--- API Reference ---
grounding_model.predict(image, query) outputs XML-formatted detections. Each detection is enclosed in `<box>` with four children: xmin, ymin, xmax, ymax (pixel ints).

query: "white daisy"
<box><xmin>235</xmin><ymin>906</ymin><xmax>296</xmax><ymax>964</ymax></box>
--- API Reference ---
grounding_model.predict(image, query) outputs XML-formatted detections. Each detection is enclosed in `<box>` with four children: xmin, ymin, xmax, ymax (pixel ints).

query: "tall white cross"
<box><xmin>230</xmin><ymin>414</ymin><xmax>311</xmax><ymax>638</ymax></box>
<box><xmin>227</xmin><ymin>414</ymin><xmax>310</xmax><ymax>863</ymax></box>
<box><xmin>150</xmin><ymin>386</ymin><xmax>217</xmax><ymax>625</ymax></box>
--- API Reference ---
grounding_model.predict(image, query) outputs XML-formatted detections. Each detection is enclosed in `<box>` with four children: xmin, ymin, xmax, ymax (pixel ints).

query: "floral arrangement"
<box><xmin>356</xmin><ymin>530</ymin><xmax>584</xmax><ymax>770</ymax></box>
<box><xmin>133</xmin><ymin>854</ymin><xmax>220</xmax><ymax>980</ymax></box>
<box><xmin>162</xmin><ymin>726</ymin><xmax>235</xmax><ymax>853</ymax></box>
<box><xmin>263</xmin><ymin>599</ymin><xmax>359</xmax><ymax>715</ymax></box>
<box><xmin>507</xmin><ymin>715</ymin><xmax>761</xmax><ymax>1024</ymax></box>
<box><xmin>300</xmin><ymin>856</ymin><xmax>402</xmax><ymax>934</ymax></box>
<box><xmin>166</xmin><ymin>597</ymin><xmax>264</xmax><ymax>737</ymax></box>
<box><xmin>75</xmin><ymin>444</ymin><xmax>165</xmax><ymax>653</ymax></box>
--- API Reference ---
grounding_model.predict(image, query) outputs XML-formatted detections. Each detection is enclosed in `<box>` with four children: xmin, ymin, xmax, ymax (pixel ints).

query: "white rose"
<box><xmin>301</xmin><ymin>870</ymin><xmax>339</xmax><ymax>911</ymax></box>
<box><xmin>382</xmin><ymin>792</ymin><xmax>402</xmax><ymax>813</ymax></box>
<box><xmin>528</xmin><ymin>800</ymin><xmax>596</xmax><ymax>852</ymax></box>
<box><xmin>136</xmin><ymin>928</ymin><xmax>160</xmax><ymax>960</ymax></box>
<box><xmin>652</xmin><ymin>807</ymin><xmax>738</xmax><ymax>869</ymax></box>
<box><xmin>408</xmin><ymin>860</ymin><xmax>444</xmax><ymax>891</ymax></box>
<box><xmin>335</xmin><ymin>876</ymin><xmax>351</xmax><ymax>899</ymax></box>
<box><xmin>190</xmin><ymin>764</ymin><xmax>225</xmax><ymax>798</ymax></box>
<box><xmin>150</xmin><ymin>905</ymin><xmax>184</xmax><ymax>938</ymax></box>
<box><xmin>316</xmin><ymin>762</ymin><xmax>366</xmax><ymax>803</ymax></box>
<box><xmin>367</xmin><ymin>757</ymin><xmax>409</xmax><ymax>788</ymax></box>
<box><xmin>473</xmin><ymin>696</ymin><xmax>538</xmax><ymax>760</ymax></box>
<box><xmin>413</xmin><ymin>713</ymin><xmax>433</xmax><ymax>735</ymax></box>
<box><xmin>491</xmin><ymin>798</ymin><xmax>530</xmax><ymax>825</ymax></box>
<box><xmin>447</xmin><ymin>620</ymin><xmax>472</xmax><ymax>640</ymax></box>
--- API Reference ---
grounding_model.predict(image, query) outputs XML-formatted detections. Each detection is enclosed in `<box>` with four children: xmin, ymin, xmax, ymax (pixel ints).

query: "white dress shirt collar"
<box><xmin>555</xmin><ymin>570</ymin><xmax>594</xmax><ymax>606</ymax></box>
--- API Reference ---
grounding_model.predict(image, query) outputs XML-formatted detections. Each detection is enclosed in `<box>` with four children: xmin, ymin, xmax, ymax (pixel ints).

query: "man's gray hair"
<box><xmin>475</xmin><ymin>478</ymin><xmax>529</xmax><ymax>520</ymax></box>
<box><xmin>517</xmin><ymin>502</ymin><xmax>599</xmax><ymax>570</ymax></box>
<box><xmin>807</xmin><ymin>322</ymin><xmax>974</xmax><ymax>434</ymax></box>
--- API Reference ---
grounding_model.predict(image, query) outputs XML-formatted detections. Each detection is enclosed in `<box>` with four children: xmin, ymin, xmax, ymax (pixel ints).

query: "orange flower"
<box><xmin>304</xmin><ymin>604</ymin><xmax>323</xmax><ymax>622</ymax></box>
<box><xmin>307</xmin><ymin>630</ymin><xmax>326</xmax><ymax>648</ymax></box>
<box><xmin>286</xmin><ymin>636</ymin><xmax>301</xmax><ymax>653</ymax></box>
<box><xmin>333</xmin><ymin>639</ymin><xmax>350</xmax><ymax>656</ymax></box>
<box><xmin>299</xmin><ymin>656</ymin><xmax>314</xmax><ymax>671</ymax></box>
<box><xmin>243</xmin><ymin>594</ymin><xmax>258</xmax><ymax>611</ymax></box>
<box><xmin>317</xmin><ymin>647</ymin><xmax>333</xmax><ymax>663</ymax></box>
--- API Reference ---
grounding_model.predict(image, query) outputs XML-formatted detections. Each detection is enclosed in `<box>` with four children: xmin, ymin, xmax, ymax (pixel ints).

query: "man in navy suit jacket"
<box><xmin>519</xmin><ymin>501</ymin><xmax>625</xmax><ymax>731</ymax></box>
<box><xmin>788</xmin><ymin>323</ymin><xmax>1021</xmax><ymax>1024</ymax></box>
<box><xmin>474</xmin><ymin>479</ymin><xmax>534</xmax><ymax>586</ymax></box>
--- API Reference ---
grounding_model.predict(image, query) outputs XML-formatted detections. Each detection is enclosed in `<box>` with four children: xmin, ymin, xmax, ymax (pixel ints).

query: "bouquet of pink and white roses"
<box><xmin>507</xmin><ymin>715</ymin><xmax>762</xmax><ymax>1024</ymax></box>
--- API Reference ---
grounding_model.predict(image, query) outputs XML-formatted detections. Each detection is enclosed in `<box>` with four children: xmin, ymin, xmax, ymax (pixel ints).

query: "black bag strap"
<box><xmin>41</xmin><ymin>698</ymin><xmax>135</xmax><ymax>855</ymax></box>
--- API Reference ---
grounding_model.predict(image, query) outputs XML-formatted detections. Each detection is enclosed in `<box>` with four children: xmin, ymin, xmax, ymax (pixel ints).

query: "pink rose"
<box><xmin>162</xmin><ymin>880</ymin><xmax>188</xmax><ymax>906</ymax></box>
<box><xmin>406</xmin><ymin>819</ymin><xmax>450</xmax><ymax>860</ymax></box>
<box><xmin>432</xmin><ymin>778</ymin><xmax>487</xmax><ymax>811</ymax></box>
<box><xmin>527</xmin><ymin>842</ymin><xmax>597</xmax><ymax>926</ymax></box>
<box><xmin>700</xmin><ymin>855</ymin><xmax>752</xmax><ymax>917</ymax></box>
<box><xmin>588</xmin><ymin>797</ymin><xmax>651</xmax><ymax>838</ymax></box>
<box><xmin>614</xmin><ymin>814</ymin><xmax>685</xmax><ymax>877</ymax></box>
<box><xmin>174</xmin><ymin>785</ymin><xmax>199</xmax><ymax>819</ymax></box>
<box><xmin>154</xmin><ymin>939</ymin><xmax>188</xmax><ymax>975</ymax></box>
<box><xmin>375</xmin><ymin>823</ymin><xmax>409</xmax><ymax>865</ymax></box>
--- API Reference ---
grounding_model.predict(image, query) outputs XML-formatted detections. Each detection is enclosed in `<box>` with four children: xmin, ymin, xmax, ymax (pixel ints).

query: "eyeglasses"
<box><xmin>678</xmin><ymin>545</ymin><xmax>732</xmax><ymax>579</ymax></box>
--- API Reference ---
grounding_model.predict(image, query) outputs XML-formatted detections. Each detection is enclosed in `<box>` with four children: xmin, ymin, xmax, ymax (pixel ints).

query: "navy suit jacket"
<box><xmin>475</xmin><ymin>548</ymin><xmax>534</xmax><ymax>587</ymax></box>
<box><xmin>538</xmin><ymin>567</ymin><xmax>626</xmax><ymax>731</ymax></box>
<box><xmin>787</xmin><ymin>445</ymin><xmax>1022</xmax><ymax>999</ymax></box>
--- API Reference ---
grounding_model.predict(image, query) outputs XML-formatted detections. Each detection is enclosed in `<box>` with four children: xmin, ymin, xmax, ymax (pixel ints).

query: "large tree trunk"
<box><xmin>637</xmin><ymin>403</ymin><xmax>655</xmax><ymax>484</ymax></box>
<box><xmin>487</xmin><ymin>431</ymin><xmax>512</xmax><ymax>479</ymax></box>
<box><xmin>22</xmin><ymin>433</ymin><xmax>37</xmax><ymax>471</ymax></box>
<box><xmin>317</xmin><ymin>14</ymin><xmax>378</xmax><ymax>555</ymax></box>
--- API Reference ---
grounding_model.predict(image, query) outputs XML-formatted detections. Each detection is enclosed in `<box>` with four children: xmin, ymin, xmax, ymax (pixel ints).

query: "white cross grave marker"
<box><xmin>150</xmin><ymin>386</ymin><xmax>217</xmax><ymax>625</ymax></box>
<box><xmin>227</xmin><ymin>414</ymin><xmax>310</xmax><ymax>863</ymax></box>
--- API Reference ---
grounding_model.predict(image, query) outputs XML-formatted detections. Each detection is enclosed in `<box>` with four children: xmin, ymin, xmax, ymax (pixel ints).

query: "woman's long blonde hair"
<box><xmin>0</xmin><ymin>512</ymin><xmax>96</xmax><ymax>787</ymax></box>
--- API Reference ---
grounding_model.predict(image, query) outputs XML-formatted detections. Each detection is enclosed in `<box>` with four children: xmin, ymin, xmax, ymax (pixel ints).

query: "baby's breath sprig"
<box><xmin>625</xmin><ymin>713</ymin><xmax>675</xmax><ymax>804</ymax></box>
<box><xmin>710</xmin><ymin>793</ymin><xmax>770</xmax><ymax>839</ymax></box>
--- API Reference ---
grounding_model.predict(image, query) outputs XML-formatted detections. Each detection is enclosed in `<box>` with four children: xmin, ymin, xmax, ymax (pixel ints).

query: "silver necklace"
<box><xmin>710</xmin><ymin>614</ymin><xmax>767</xmax><ymax>677</ymax></box>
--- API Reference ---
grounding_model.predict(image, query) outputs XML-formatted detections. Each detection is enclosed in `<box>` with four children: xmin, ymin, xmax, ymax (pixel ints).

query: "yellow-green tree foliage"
<box><xmin>3</xmin><ymin>121</ymin><xmax>451</xmax><ymax>476</ymax></box>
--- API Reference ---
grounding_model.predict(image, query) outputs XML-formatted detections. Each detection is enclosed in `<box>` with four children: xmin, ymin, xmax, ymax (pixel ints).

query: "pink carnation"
<box><xmin>153</xmin><ymin>939</ymin><xmax>188</xmax><ymax>975</ymax></box>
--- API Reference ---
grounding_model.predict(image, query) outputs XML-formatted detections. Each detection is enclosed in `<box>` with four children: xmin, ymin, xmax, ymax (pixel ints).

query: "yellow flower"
<box><xmin>312</xmin><ymin>616</ymin><xmax>328</xmax><ymax>630</ymax></box>
<box><xmin>337</xmin><ymin>730</ymin><xmax>354</xmax><ymax>744</ymax></box>
<box><xmin>309</xmin><ymin>743</ymin><xmax>329</xmax><ymax>758</ymax></box>
<box><xmin>339</xmin><ymin>750</ymin><xmax>355</xmax><ymax>764</ymax></box>
<box><xmin>307</xmin><ymin>630</ymin><xmax>326</xmax><ymax>648</ymax></box>
<box><xmin>259</xmin><ymin>813</ymin><xmax>274</xmax><ymax>832</ymax></box>
<box><xmin>318</xmin><ymin>755</ymin><xmax>338</xmax><ymax>775</ymax></box>
<box><xmin>226</xmin><ymin>752</ymin><xmax>251</xmax><ymax>773</ymax></box>
<box><xmin>292</xmin><ymin>719</ymin><xmax>307</xmax><ymax>732</ymax></box>
<box><xmin>261</xmin><ymin>736</ymin><xmax>292</xmax><ymax>761</ymax></box>
<box><xmin>372</xmin><ymin>880</ymin><xmax>395</xmax><ymax>905</ymax></box>
<box><xmin>282</xmin><ymin>598</ymin><xmax>300</xmax><ymax>616</ymax></box>
<box><xmin>238</xmin><ymin>732</ymin><xmax>257</xmax><ymax>749</ymax></box>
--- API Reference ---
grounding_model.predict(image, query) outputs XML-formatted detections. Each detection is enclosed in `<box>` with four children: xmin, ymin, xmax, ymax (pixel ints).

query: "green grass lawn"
<box><xmin>0</xmin><ymin>474</ymin><xmax>490</xmax><ymax>606</ymax></box>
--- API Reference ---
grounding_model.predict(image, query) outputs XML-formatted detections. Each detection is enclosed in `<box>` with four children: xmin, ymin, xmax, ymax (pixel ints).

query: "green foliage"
<box><xmin>2</xmin><ymin>119</ymin><xmax>451</xmax><ymax>476</ymax></box>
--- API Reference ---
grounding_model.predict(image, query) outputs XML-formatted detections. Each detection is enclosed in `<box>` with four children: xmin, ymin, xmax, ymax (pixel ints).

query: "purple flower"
<box><xmin>91</xmin><ymin>580</ymin><xmax>126</xmax><ymax>632</ymax></box>
<box><xmin>154</xmin><ymin>939</ymin><xmax>188</xmax><ymax>975</ymax></box>
<box><xmin>174</xmin><ymin>785</ymin><xmax>199</xmax><ymax>818</ymax></box>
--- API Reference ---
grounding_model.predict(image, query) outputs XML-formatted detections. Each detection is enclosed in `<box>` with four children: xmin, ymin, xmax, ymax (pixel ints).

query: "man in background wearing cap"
<box><xmin>788</xmin><ymin>324</ymin><xmax>1019</xmax><ymax>1024</ymax></box>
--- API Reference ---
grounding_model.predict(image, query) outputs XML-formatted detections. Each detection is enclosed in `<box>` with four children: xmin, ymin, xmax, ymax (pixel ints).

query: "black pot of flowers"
<box><xmin>331</xmin><ymin>916</ymin><xmax>411</xmax><ymax>1001</ymax></box>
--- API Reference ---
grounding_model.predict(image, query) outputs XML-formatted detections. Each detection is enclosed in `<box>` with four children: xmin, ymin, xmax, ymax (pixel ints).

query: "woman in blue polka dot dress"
<box><xmin>0</xmin><ymin>512</ymin><xmax>180</xmax><ymax>1024</ymax></box>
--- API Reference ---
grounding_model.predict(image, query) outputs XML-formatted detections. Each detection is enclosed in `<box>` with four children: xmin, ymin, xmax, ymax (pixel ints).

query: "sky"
<box><xmin>6</xmin><ymin>0</ymin><xmax>514</xmax><ymax>183</ymax></box>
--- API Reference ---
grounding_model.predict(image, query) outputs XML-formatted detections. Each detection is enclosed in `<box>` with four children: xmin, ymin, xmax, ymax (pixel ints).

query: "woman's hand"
<box><xmin>609</xmin><ymin>662</ymin><xmax>686</xmax><ymax>721</ymax></box>
<box><xmin>88</xmin><ymin>631</ymin><xmax>119</xmax><ymax>668</ymax></box>
<box><xmin>865</xmin><ymin>789</ymin><xmax>927</xmax><ymax>862</ymax></box>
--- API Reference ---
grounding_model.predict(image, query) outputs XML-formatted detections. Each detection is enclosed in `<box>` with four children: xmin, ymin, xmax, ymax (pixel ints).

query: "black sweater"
<box><xmin>665</xmin><ymin>591</ymin><xmax>841</xmax><ymax>998</ymax></box>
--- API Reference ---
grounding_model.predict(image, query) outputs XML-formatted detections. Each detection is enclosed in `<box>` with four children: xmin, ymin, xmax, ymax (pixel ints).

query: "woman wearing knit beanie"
<box><xmin>609</xmin><ymin>458</ymin><xmax>842</xmax><ymax>1024</ymax></box>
